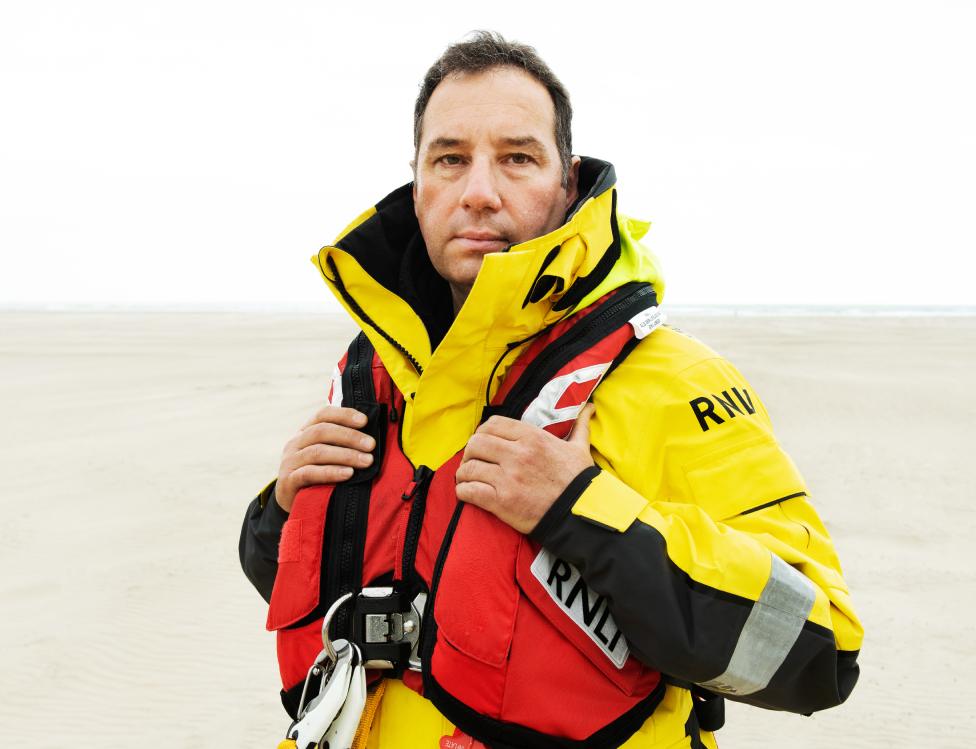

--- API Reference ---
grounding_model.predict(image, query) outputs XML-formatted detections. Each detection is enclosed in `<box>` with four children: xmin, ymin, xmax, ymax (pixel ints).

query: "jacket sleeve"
<box><xmin>239</xmin><ymin>349</ymin><xmax>350</xmax><ymax>603</ymax></box>
<box><xmin>530</xmin><ymin>350</ymin><xmax>863</xmax><ymax>715</ymax></box>
<box><xmin>239</xmin><ymin>479</ymin><xmax>288</xmax><ymax>603</ymax></box>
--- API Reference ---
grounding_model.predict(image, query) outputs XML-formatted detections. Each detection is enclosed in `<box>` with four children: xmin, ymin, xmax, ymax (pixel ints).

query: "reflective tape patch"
<box><xmin>521</xmin><ymin>362</ymin><xmax>611</xmax><ymax>429</ymax></box>
<box><xmin>329</xmin><ymin>365</ymin><xmax>343</xmax><ymax>407</ymax></box>
<box><xmin>699</xmin><ymin>554</ymin><xmax>816</xmax><ymax>696</ymax></box>
<box><xmin>530</xmin><ymin>548</ymin><xmax>630</xmax><ymax>668</ymax></box>
<box><xmin>628</xmin><ymin>305</ymin><xmax>664</xmax><ymax>340</ymax></box>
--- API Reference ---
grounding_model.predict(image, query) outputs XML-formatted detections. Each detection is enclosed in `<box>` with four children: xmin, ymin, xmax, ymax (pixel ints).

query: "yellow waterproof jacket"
<box><xmin>247</xmin><ymin>157</ymin><xmax>862</xmax><ymax>748</ymax></box>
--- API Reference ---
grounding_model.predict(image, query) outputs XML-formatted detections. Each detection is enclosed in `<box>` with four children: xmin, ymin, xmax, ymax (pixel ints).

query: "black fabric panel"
<box><xmin>534</xmin><ymin>512</ymin><xmax>859</xmax><ymax>714</ymax></box>
<box><xmin>239</xmin><ymin>483</ymin><xmax>289</xmax><ymax>604</ymax></box>
<box><xmin>335</xmin><ymin>184</ymin><xmax>417</xmax><ymax>296</ymax></box>
<box><xmin>691</xmin><ymin>686</ymin><xmax>725</xmax><ymax>732</ymax></box>
<box><xmin>566</xmin><ymin>158</ymin><xmax>616</xmax><ymax>219</ymax></box>
<box><xmin>398</xmin><ymin>232</ymin><xmax>454</xmax><ymax>349</ymax></box>
<box><xmin>530</xmin><ymin>465</ymin><xmax>602</xmax><ymax>542</ymax></box>
<box><xmin>744</xmin><ymin>644</ymin><xmax>861</xmax><ymax>714</ymax></box>
<box><xmin>280</xmin><ymin>679</ymin><xmax>304</xmax><ymax>722</ymax></box>
<box><xmin>683</xmin><ymin>706</ymin><xmax>706</xmax><ymax>749</ymax></box>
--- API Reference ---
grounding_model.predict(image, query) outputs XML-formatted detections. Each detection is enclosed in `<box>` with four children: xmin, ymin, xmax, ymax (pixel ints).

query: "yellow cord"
<box><xmin>352</xmin><ymin>679</ymin><xmax>388</xmax><ymax>749</ymax></box>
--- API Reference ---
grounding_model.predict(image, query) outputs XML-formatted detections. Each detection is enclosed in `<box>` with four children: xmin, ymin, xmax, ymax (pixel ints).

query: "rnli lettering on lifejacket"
<box><xmin>689</xmin><ymin>387</ymin><xmax>755</xmax><ymax>432</ymax></box>
<box><xmin>530</xmin><ymin>548</ymin><xmax>630</xmax><ymax>668</ymax></box>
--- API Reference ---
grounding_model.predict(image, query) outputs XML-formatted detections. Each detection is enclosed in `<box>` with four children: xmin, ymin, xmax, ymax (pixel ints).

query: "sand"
<box><xmin>1</xmin><ymin>310</ymin><xmax>973</xmax><ymax>748</ymax></box>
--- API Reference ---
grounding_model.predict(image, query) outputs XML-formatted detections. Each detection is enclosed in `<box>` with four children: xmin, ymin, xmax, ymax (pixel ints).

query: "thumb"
<box><xmin>567</xmin><ymin>402</ymin><xmax>595</xmax><ymax>447</ymax></box>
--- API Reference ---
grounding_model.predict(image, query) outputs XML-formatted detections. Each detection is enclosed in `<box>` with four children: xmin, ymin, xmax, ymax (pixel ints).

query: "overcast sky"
<box><xmin>2</xmin><ymin>1</ymin><xmax>973</xmax><ymax>308</ymax></box>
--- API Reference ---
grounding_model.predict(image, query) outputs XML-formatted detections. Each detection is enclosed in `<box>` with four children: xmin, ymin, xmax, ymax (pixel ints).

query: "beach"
<box><xmin>1</xmin><ymin>310</ymin><xmax>972</xmax><ymax>747</ymax></box>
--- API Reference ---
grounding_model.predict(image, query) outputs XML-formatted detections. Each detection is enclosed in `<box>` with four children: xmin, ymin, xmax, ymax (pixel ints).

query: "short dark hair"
<box><xmin>413</xmin><ymin>31</ymin><xmax>574</xmax><ymax>185</ymax></box>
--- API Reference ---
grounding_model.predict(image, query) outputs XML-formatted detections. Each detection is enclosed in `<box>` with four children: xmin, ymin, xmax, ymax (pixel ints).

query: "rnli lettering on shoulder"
<box><xmin>530</xmin><ymin>548</ymin><xmax>630</xmax><ymax>668</ymax></box>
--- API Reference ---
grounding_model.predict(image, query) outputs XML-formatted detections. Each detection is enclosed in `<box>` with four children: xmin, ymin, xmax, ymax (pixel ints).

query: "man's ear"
<box><xmin>565</xmin><ymin>155</ymin><xmax>582</xmax><ymax>209</ymax></box>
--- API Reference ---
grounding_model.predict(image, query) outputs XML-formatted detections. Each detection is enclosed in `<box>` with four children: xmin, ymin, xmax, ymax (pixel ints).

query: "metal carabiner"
<box><xmin>321</xmin><ymin>592</ymin><xmax>354</xmax><ymax>663</ymax></box>
<box><xmin>293</xmin><ymin>592</ymin><xmax>355</xmax><ymax>722</ymax></box>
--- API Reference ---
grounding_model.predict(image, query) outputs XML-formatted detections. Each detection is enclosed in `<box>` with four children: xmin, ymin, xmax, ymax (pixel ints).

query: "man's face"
<box><xmin>413</xmin><ymin>67</ymin><xmax>580</xmax><ymax>308</ymax></box>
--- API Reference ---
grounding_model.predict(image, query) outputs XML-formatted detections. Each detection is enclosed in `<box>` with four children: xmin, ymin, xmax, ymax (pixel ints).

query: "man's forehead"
<box><xmin>418</xmin><ymin>67</ymin><xmax>557</xmax><ymax>149</ymax></box>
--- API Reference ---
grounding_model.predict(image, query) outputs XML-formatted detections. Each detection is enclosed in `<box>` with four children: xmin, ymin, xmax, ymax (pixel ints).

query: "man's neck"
<box><xmin>450</xmin><ymin>284</ymin><xmax>472</xmax><ymax>316</ymax></box>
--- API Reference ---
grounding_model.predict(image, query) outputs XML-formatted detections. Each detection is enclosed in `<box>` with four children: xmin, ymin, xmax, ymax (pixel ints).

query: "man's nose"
<box><xmin>459</xmin><ymin>159</ymin><xmax>502</xmax><ymax>213</ymax></box>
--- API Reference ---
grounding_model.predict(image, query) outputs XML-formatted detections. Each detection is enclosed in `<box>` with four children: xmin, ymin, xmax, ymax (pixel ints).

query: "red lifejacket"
<box><xmin>267</xmin><ymin>283</ymin><xmax>665</xmax><ymax>748</ymax></box>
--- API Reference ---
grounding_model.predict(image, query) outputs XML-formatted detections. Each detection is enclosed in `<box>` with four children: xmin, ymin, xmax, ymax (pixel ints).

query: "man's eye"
<box><xmin>508</xmin><ymin>153</ymin><xmax>534</xmax><ymax>165</ymax></box>
<box><xmin>438</xmin><ymin>155</ymin><xmax>464</xmax><ymax>166</ymax></box>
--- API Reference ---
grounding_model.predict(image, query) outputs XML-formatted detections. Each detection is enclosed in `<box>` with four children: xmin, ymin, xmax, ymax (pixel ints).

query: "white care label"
<box><xmin>530</xmin><ymin>548</ymin><xmax>630</xmax><ymax>668</ymax></box>
<box><xmin>628</xmin><ymin>305</ymin><xmax>664</xmax><ymax>340</ymax></box>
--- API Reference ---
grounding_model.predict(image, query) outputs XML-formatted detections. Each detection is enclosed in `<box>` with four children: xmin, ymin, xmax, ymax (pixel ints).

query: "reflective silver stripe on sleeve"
<box><xmin>699</xmin><ymin>554</ymin><xmax>816</xmax><ymax>696</ymax></box>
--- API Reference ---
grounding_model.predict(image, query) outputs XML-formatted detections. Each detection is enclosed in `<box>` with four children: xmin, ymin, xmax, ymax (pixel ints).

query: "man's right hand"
<box><xmin>275</xmin><ymin>406</ymin><xmax>376</xmax><ymax>513</ymax></box>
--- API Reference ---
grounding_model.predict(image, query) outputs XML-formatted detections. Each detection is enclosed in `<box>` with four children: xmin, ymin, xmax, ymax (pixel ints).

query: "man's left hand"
<box><xmin>455</xmin><ymin>404</ymin><xmax>595</xmax><ymax>534</ymax></box>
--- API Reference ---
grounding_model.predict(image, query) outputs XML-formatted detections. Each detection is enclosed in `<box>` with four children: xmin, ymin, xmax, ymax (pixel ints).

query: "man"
<box><xmin>241</xmin><ymin>32</ymin><xmax>862</xmax><ymax>748</ymax></box>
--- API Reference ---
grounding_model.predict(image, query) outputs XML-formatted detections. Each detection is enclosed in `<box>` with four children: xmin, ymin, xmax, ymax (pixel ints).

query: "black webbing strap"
<box><xmin>483</xmin><ymin>282</ymin><xmax>658</xmax><ymax>424</ymax></box>
<box><xmin>284</xmin><ymin>332</ymin><xmax>385</xmax><ymax>636</ymax></box>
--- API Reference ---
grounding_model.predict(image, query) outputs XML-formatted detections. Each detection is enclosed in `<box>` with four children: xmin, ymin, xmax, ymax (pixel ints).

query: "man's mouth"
<box><xmin>454</xmin><ymin>231</ymin><xmax>510</xmax><ymax>252</ymax></box>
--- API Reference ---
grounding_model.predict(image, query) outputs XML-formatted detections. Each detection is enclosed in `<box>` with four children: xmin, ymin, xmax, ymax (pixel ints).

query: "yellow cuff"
<box><xmin>571</xmin><ymin>470</ymin><xmax>648</xmax><ymax>532</ymax></box>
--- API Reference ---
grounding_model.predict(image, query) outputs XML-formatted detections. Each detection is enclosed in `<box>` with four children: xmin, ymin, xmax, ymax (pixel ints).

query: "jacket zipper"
<box><xmin>326</xmin><ymin>256</ymin><xmax>425</xmax><ymax>375</ymax></box>
<box><xmin>399</xmin><ymin>464</ymin><xmax>434</xmax><ymax>585</ymax></box>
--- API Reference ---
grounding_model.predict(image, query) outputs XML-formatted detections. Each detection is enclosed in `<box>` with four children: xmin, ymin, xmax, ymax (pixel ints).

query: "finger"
<box><xmin>567</xmin><ymin>402</ymin><xmax>595</xmax><ymax>446</ymax></box>
<box><xmin>302</xmin><ymin>405</ymin><xmax>369</xmax><ymax>430</ymax></box>
<box><xmin>455</xmin><ymin>458</ymin><xmax>503</xmax><ymax>486</ymax></box>
<box><xmin>295</xmin><ymin>422</ymin><xmax>376</xmax><ymax>452</ymax></box>
<box><xmin>290</xmin><ymin>463</ymin><xmax>356</xmax><ymax>488</ymax></box>
<box><xmin>476</xmin><ymin>415</ymin><xmax>528</xmax><ymax>441</ymax></box>
<box><xmin>461</xmin><ymin>432</ymin><xmax>516</xmax><ymax>465</ymax></box>
<box><xmin>455</xmin><ymin>480</ymin><xmax>497</xmax><ymax>508</ymax></box>
<box><xmin>296</xmin><ymin>444</ymin><xmax>374</xmax><ymax>469</ymax></box>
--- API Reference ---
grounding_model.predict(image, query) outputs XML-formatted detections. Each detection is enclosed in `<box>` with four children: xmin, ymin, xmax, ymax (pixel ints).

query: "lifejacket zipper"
<box><xmin>501</xmin><ymin>284</ymin><xmax>655</xmax><ymax>413</ymax></box>
<box><xmin>418</xmin><ymin>501</ymin><xmax>464</xmax><ymax>682</ymax></box>
<box><xmin>329</xmin><ymin>332</ymin><xmax>372</xmax><ymax>638</ymax></box>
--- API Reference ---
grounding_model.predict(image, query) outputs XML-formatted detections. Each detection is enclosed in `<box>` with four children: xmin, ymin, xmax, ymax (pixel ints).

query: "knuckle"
<box><xmin>514</xmin><ymin>444</ymin><xmax>533</xmax><ymax>467</ymax></box>
<box><xmin>318</xmin><ymin>422</ymin><xmax>348</xmax><ymax>445</ymax></box>
<box><xmin>291</xmin><ymin>465</ymin><xmax>309</xmax><ymax>485</ymax></box>
<box><xmin>315</xmin><ymin>405</ymin><xmax>336</xmax><ymax>421</ymax></box>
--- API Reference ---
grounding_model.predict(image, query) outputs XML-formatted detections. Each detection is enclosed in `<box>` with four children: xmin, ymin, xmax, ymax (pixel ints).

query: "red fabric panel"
<box><xmin>278</xmin><ymin>518</ymin><xmax>302</xmax><ymax>564</ymax></box>
<box><xmin>433</xmin><ymin>507</ymin><xmax>521</xmax><ymax>668</ymax></box>
<box><xmin>276</xmin><ymin>619</ymin><xmax>325</xmax><ymax>690</ymax></box>
<box><xmin>553</xmin><ymin>377</ymin><xmax>603</xmax><ymax>410</ymax></box>
<box><xmin>266</xmin><ymin>484</ymin><xmax>333</xmax><ymax>631</ymax></box>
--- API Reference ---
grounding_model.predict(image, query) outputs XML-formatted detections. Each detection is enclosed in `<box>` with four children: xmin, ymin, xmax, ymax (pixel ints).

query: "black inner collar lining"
<box><xmin>332</xmin><ymin>157</ymin><xmax>616</xmax><ymax>350</ymax></box>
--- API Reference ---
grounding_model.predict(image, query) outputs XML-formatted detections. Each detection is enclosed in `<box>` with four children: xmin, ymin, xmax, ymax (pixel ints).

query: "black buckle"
<box><xmin>348</xmin><ymin>587</ymin><xmax>424</xmax><ymax>671</ymax></box>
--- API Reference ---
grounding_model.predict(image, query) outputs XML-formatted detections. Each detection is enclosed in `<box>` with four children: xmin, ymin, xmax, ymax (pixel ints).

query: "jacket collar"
<box><xmin>313</xmin><ymin>156</ymin><xmax>663</xmax><ymax>466</ymax></box>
